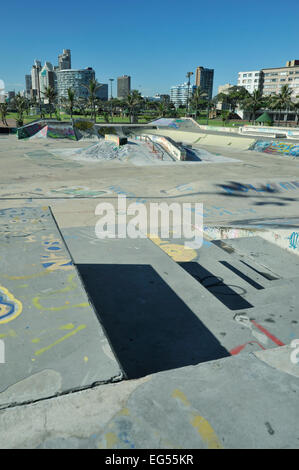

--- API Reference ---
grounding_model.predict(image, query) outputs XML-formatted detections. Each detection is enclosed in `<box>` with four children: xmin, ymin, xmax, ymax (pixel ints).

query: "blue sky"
<box><xmin>1</xmin><ymin>0</ymin><xmax>299</xmax><ymax>97</ymax></box>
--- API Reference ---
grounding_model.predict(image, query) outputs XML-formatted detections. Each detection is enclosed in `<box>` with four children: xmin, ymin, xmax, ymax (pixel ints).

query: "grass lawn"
<box><xmin>5</xmin><ymin>112</ymin><xmax>251</xmax><ymax>127</ymax></box>
<box><xmin>6</xmin><ymin>112</ymin><xmax>150</xmax><ymax>125</ymax></box>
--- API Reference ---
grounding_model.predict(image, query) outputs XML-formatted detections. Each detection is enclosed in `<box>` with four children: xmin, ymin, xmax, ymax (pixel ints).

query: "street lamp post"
<box><xmin>109</xmin><ymin>78</ymin><xmax>114</xmax><ymax>122</ymax></box>
<box><xmin>186</xmin><ymin>72</ymin><xmax>193</xmax><ymax>117</ymax></box>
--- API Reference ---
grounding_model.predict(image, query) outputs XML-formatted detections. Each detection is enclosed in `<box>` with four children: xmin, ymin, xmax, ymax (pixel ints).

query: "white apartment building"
<box><xmin>237</xmin><ymin>71</ymin><xmax>262</xmax><ymax>93</ymax></box>
<box><xmin>170</xmin><ymin>83</ymin><xmax>196</xmax><ymax>107</ymax></box>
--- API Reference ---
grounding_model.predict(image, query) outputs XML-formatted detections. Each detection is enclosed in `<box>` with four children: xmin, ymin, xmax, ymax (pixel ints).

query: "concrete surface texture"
<box><xmin>0</xmin><ymin>122</ymin><xmax>299</xmax><ymax>448</ymax></box>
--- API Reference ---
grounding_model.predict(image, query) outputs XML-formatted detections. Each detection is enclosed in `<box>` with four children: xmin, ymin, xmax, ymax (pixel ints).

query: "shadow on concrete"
<box><xmin>185</xmin><ymin>148</ymin><xmax>201</xmax><ymax>161</ymax></box>
<box><xmin>77</xmin><ymin>263</ymin><xmax>229</xmax><ymax>379</ymax></box>
<box><xmin>179</xmin><ymin>262</ymin><xmax>253</xmax><ymax>311</ymax></box>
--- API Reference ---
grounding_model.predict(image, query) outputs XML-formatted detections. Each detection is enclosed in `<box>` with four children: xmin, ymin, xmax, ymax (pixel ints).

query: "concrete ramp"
<box><xmin>0</xmin><ymin>207</ymin><xmax>122</xmax><ymax>408</ymax></box>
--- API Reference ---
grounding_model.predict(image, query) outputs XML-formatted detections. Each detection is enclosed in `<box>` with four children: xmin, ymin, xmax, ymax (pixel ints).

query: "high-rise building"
<box><xmin>195</xmin><ymin>66</ymin><xmax>214</xmax><ymax>100</ymax></box>
<box><xmin>57</xmin><ymin>67</ymin><xmax>96</xmax><ymax>99</ymax></box>
<box><xmin>117</xmin><ymin>75</ymin><xmax>131</xmax><ymax>99</ymax></box>
<box><xmin>261</xmin><ymin>60</ymin><xmax>299</xmax><ymax>99</ymax></box>
<box><xmin>25</xmin><ymin>75</ymin><xmax>32</xmax><ymax>98</ymax></box>
<box><xmin>58</xmin><ymin>49</ymin><xmax>71</xmax><ymax>71</ymax></box>
<box><xmin>237</xmin><ymin>71</ymin><xmax>262</xmax><ymax>94</ymax></box>
<box><xmin>39</xmin><ymin>62</ymin><xmax>55</xmax><ymax>101</ymax></box>
<box><xmin>170</xmin><ymin>83</ymin><xmax>196</xmax><ymax>107</ymax></box>
<box><xmin>0</xmin><ymin>79</ymin><xmax>5</xmax><ymax>103</ymax></box>
<box><xmin>96</xmin><ymin>84</ymin><xmax>108</xmax><ymax>101</ymax></box>
<box><xmin>31</xmin><ymin>60</ymin><xmax>41</xmax><ymax>97</ymax></box>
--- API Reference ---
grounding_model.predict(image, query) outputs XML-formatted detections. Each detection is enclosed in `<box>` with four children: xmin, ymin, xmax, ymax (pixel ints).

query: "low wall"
<box><xmin>144</xmin><ymin>133</ymin><xmax>186</xmax><ymax>160</ymax></box>
<box><xmin>105</xmin><ymin>134</ymin><xmax>127</xmax><ymax>146</ymax></box>
<box><xmin>249</xmin><ymin>140</ymin><xmax>299</xmax><ymax>157</ymax></box>
<box><xmin>203</xmin><ymin>226</ymin><xmax>299</xmax><ymax>258</ymax></box>
<box><xmin>241</xmin><ymin>125</ymin><xmax>299</xmax><ymax>139</ymax></box>
<box><xmin>140</xmin><ymin>128</ymin><xmax>255</xmax><ymax>150</ymax></box>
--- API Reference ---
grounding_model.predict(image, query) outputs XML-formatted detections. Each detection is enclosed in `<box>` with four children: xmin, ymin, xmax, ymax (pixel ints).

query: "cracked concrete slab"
<box><xmin>0</xmin><ymin>207</ymin><xmax>122</xmax><ymax>408</ymax></box>
<box><xmin>0</xmin><ymin>347</ymin><xmax>298</xmax><ymax>449</ymax></box>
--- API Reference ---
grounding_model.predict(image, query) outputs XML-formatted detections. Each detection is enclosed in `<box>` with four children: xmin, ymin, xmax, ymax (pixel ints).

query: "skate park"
<box><xmin>1</xmin><ymin>117</ymin><xmax>299</xmax><ymax>448</ymax></box>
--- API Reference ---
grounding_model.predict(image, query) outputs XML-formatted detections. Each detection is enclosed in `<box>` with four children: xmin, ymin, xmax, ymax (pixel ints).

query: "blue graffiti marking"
<box><xmin>288</xmin><ymin>232</ymin><xmax>299</xmax><ymax>250</ymax></box>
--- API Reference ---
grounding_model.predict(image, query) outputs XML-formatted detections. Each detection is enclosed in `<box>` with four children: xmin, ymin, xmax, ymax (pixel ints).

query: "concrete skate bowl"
<box><xmin>249</xmin><ymin>140</ymin><xmax>299</xmax><ymax>157</ymax></box>
<box><xmin>148</xmin><ymin>117</ymin><xmax>198</xmax><ymax>130</ymax></box>
<box><xmin>17</xmin><ymin>120</ymin><xmax>78</xmax><ymax>140</ymax></box>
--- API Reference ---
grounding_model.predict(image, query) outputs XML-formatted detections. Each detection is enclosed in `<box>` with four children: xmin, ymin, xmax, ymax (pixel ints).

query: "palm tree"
<box><xmin>42</xmin><ymin>86</ymin><xmax>57</xmax><ymax>119</ymax></box>
<box><xmin>269</xmin><ymin>84</ymin><xmax>293</xmax><ymax>126</ymax></box>
<box><xmin>125</xmin><ymin>90</ymin><xmax>143</xmax><ymax>123</ymax></box>
<box><xmin>13</xmin><ymin>93</ymin><xmax>27</xmax><ymax>127</ymax></box>
<box><xmin>190</xmin><ymin>87</ymin><xmax>208</xmax><ymax>120</ymax></box>
<box><xmin>0</xmin><ymin>103</ymin><xmax>8</xmax><ymax>126</ymax></box>
<box><xmin>242</xmin><ymin>89</ymin><xmax>265</xmax><ymax>123</ymax></box>
<box><xmin>81</xmin><ymin>79</ymin><xmax>103</xmax><ymax>122</ymax></box>
<box><xmin>62</xmin><ymin>88</ymin><xmax>76</xmax><ymax>123</ymax></box>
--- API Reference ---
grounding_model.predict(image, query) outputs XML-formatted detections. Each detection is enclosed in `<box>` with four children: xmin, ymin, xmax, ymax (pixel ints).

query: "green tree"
<box><xmin>215</xmin><ymin>86</ymin><xmax>250</xmax><ymax>114</ymax></box>
<box><xmin>125</xmin><ymin>90</ymin><xmax>143</xmax><ymax>123</ymax></box>
<box><xmin>190</xmin><ymin>87</ymin><xmax>208</xmax><ymax>120</ymax></box>
<box><xmin>82</xmin><ymin>79</ymin><xmax>103</xmax><ymax>122</ymax></box>
<box><xmin>242</xmin><ymin>89</ymin><xmax>265</xmax><ymax>123</ymax></box>
<box><xmin>13</xmin><ymin>93</ymin><xmax>27</xmax><ymax>127</ymax></box>
<box><xmin>42</xmin><ymin>86</ymin><xmax>57</xmax><ymax>119</ymax></box>
<box><xmin>269</xmin><ymin>84</ymin><xmax>294</xmax><ymax>126</ymax></box>
<box><xmin>0</xmin><ymin>102</ymin><xmax>8</xmax><ymax>126</ymax></box>
<box><xmin>62</xmin><ymin>88</ymin><xmax>76</xmax><ymax>123</ymax></box>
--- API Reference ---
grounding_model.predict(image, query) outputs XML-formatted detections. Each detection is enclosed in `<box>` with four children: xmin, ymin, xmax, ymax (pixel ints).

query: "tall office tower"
<box><xmin>195</xmin><ymin>66</ymin><xmax>214</xmax><ymax>100</ymax></box>
<box><xmin>57</xmin><ymin>67</ymin><xmax>96</xmax><ymax>100</ymax></box>
<box><xmin>25</xmin><ymin>74</ymin><xmax>32</xmax><ymax>98</ymax></box>
<box><xmin>39</xmin><ymin>62</ymin><xmax>55</xmax><ymax>100</ymax></box>
<box><xmin>58</xmin><ymin>49</ymin><xmax>71</xmax><ymax>71</ymax></box>
<box><xmin>0</xmin><ymin>79</ymin><xmax>5</xmax><ymax>103</ymax></box>
<box><xmin>117</xmin><ymin>75</ymin><xmax>131</xmax><ymax>99</ymax></box>
<box><xmin>31</xmin><ymin>60</ymin><xmax>42</xmax><ymax>98</ymax></box>
<box><xmin>96</xmin><ymin>83</ymin><xmax>109</xmax><ymax>101</ymax></box>
<box><xmin>170</xmin><ymin>83</ymin><xmax>197</xmax><ymax>108</ymax></box>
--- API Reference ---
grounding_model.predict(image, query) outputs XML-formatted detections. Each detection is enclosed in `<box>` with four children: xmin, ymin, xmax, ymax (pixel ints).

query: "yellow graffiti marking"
<box><xmin>34</xmin><ymin>324</ymin><xmax>86</xmax><ymax>357</ymax></box>
<box><xmin>118</xmin><ymin>407</ymin><xmax>130</xmax><ymax>416</ymax></box>
<box><xmin>148</xmin><ymin>235</ymin><xmax>197</xmax><ymax>262</ymax></box>
<box><xmin>105</xmin><ymin>432</ymin><xmax>118</xmax><ymax>449</ymax></box>
<box><xmin>32</xmin><ymin>274</ymin><xmax>89</xmax><ymax>311</ymax></box>
<box><xmin>59</xmin><ymin>323</ymin><xmax>75</xmax><ymax>330</ymax></box>
<box><xmin>84</xmin><ymin>356</ymin><xmax>88</xmax><ymax>362</ymax></box>
<box><xmin>172</xmin><ymin>389</ymin><xmax>223</xmax><ymax>449</ymax></box>
<box><xmin>3</xmin><ymin>270</ymin><xmax>50</xmax><ymax>281</ymax></box>
<box><xmin>0</xmin><ymin>286</ymin><xmax>23</xmax><ymax>324</ymax></box>
<box><xmin>172</xmin><ymin>389</ymin><xmax>191</xmax><ymax>407</ymax></box>
<box><xmin>31</xmin><ymin>338</ymin><xmax>41</xmax><ymax>343</ymax></box>
<box><xmin>191</xmin><ymin>415</ymin><xmax>223</xmax><ymax>449</ymax></box>
<box><xmin>0</xmin><ymin>329</ymin><xmax>17</xmax><ymax>339</ymax></box>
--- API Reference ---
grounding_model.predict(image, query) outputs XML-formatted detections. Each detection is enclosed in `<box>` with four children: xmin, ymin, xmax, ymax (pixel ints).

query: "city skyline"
<box><xmin>1</xmin><ymin>0</ymin><xmax>299</xmax><ymax>97</ymax></box>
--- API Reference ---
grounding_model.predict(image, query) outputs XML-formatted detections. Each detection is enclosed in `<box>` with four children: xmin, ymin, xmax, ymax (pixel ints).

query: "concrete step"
<box><xmin>61</xmin><ymin>227</ymin><xmax>295</xmax><ymax>377</ymax></box>
<box><xmin>221</xmin><ymin>236</ymin><xmax>299</xmax><ymax>279</ymax></box>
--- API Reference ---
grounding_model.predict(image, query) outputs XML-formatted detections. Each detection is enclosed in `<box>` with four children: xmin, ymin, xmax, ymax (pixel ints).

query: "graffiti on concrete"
<box><xmin>250</xmin><ymin>140</ymin><xmax>299</xmax><ymax>157</ymax></box>
<box><xmin>288</xmin><ymin>232</ymin><xmax>299</xmax><ymax>250</ymax></box>
<box><xmin>0</xmin><ymin>286</ymin><xmax>23</xmax><ymax>324</ymax></box>
<box><xmin>50</xmin><ymin>186</ymin><xmax>108</xmax><ymax>198</ymax></box>
<box><xmin>41</xmin><ymin>234</ymin><xmax>73</xmax><ymax>271</ymax></box>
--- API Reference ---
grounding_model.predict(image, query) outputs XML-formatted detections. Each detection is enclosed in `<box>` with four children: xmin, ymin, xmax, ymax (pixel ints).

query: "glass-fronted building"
<box><xmin>57</xmin><ymin>68</ymin><xmax>96</xmax><ymax>100</ymax></box>
<box><xmin>170</xmin><ymin>83</ymin><xmax>196</xmax><ymax>107</ymax></box>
